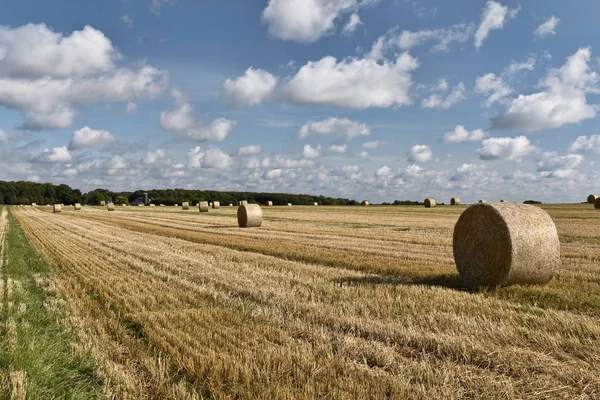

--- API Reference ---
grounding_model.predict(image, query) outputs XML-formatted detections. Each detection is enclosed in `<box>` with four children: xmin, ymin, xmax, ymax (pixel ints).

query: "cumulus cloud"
<box><xmin>491</xmin><ymin>48</ymin><xmax>598</xmax><ymax>131</ymax></box>
<box><xmin>0</xmin><ymin>24</ymin><xmax>168</xmax><ymax>130</ymax></box>
<box><xmin>284</xmin><ymin>53</ymin><xmax>419</xmax><ymax>108</ymax></box>
<box><xmin>342</xmin><ymin>13</ymin><xmax>362</xmax><ymax>34</ymax></box>
<box><xmin>262</xmin><ymin>0</ymin><xmax>375</xmax><ymax>43</ymax></box>
<box><xmin>362</xmin><ymin>140</ymin><xmax>383</xmax><ymax>149</ymax></box>
<box><xmin>474</xmin><ymin>73</ymin><xmax>512</xmax><ymax>107</ymax></box>
<box><xmin>223</xmin><ymin>67</ymin><xmax>277</xmax><ymax>107</ymax></box>
<box><xmin>368</xmin><ymin>23</ymin><xmax>474</xmax><ymax>58</ymax></box>
<box><xmin>375</xmin><ymin>165</ymin><xmax>392</xmax><ymax>178</ymax></box>
<box><xmin>443</xmin><ymin>125</ymin><xmax>487</xmax><ymax>143</ymax></box>
<box><xmin>505</xmin><ymin>56</ymin><xmax>536</xmax><ymax>75</ymax></box>
<box><xmin>407</xmin><ymin>144</ymin><xmax>433</xmax><ymax>163</ymax></box>
<box><xmin>298</xmin><ymin>117</ymin><xmax>370</xmax><ymax>141</ymax></box>
<box><xmin>537</xmin><ymin>152</ymin><xmax>584</xmax><ymax>175</ymax></box>
<box><xmin>35</xmin><ymin>146</ymin><xmax>72</xmax><ymax>163</ymax></box>
<box><xmin>120</xmin><ymin>15</ymin><xmax>133</xmax><ymax>28</ymax></box>
<box><xmin>160</xmin><ymin>89</ymin><xmax>236</xmax><ymax>141</ymax></box>
<box><xmin>477</xmin><ymin>136</ymin><xmax>536</xmax><ymax>160</ymax></box>
<box><xmin>237</xmin><ymin>145</ymin><xmax>262</xmax><ymax>156</ymax></box>
<box><xmin>451</xmin><ymin>163</ymin><xmax>477</xmax><ymax>181</ymax></box>
<box><xmin>186</xmin><ymin>146</ymin><xmax>232</xmax><ymax>170</ymax></box>
<box><xmin>266</xmin><ymin>168</ymin><xmax>283</xmax><ymax>179</ymax></box>
<box><xmin>421</xmin><ymin>82</ymin><xmax>466</xmax><ymax>109</ymax></box>
<box><xmin>328</xmin><ymin>144</ymin><xmax>347</xmax><ymax>153</ymax></box>
<box><xmin>302</xmin><ymin>144</ymin><xmax>322</xmax><ymax>160</ymax></box>
<box><xmin>570</xmin><ymin>135</ymin><xmax>600</xmax><ymax>153</ymax></box>
<box><xmin>534</xmin><ymin>16</ymin><xmax>560</xmax><ymax>38</ymax></box>
<box><xmin>474</xmin><ymin>1</ymin><xmax>519</xmax><ymax>49</ymax></box>
<box><xmin>126</xmin><ymin>101</ymin><xmax>138</xmax><ymax>113</ymax></box>
<box><xmin>0</xmin><ymin>129</ymin><xmax>8</xmax><ymax>142</ymax></box>
<box><xmin>142</xmin><ymin>149</ymin><xmax>167</xmax><ymax>165</ymax></box>
<box><xmin>68</xmin><ymin>126</ymin><xmax>116</xmax><ymax>150</ymax></box>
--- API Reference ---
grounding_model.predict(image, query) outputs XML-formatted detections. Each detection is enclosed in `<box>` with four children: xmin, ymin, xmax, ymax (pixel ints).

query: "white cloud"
<box><xmin>223</xmin><ymin>67</ymin><xmax>277</xmax><ymax>107</ymax></box>
<box><xmin>474</xmin><ymin>1</ymin><xmax>520</xmax><ymax>49</ymax></box>
<box><xmin>362</xmin><ymin>140</ymin><xmax>383</xmax><ymax>149</ymax></box>
<box><xmin>570</xmin><ymin>135</ymin><xmax>600</xmax><ymax>153</ymax></box>
<box><xmin>407</xmin><ymin>144</ymin><xmax>433</xmax><ymax>163</ymax></box>
<box><xmin>356</xmin><ymin>150</ymin><xmax>370</xmax><ymax>158</ymax></box>
<box><xmin>298</xmin><ymin>117</ymin><xmax>370</xmax><ymax>141</ymax></box>
<box><xmin>537</xmin><ymin>152</ymin><xmax>584</xmax><ymax>173</ymax></box>
<box><xmin>266</xmin><ymin>168</ymin><xmax>283</xmax><ymax>179</ymax></box>
<box><xmin>475</xmin><ymin>73</ymin><xmax>512</xmax><ymax>107</ymax></box>
<box><xmin>0</xmin><ymin>129</ymin><xmax>7</xmax><ymax>142</ymax></box>
<box><xmin>150</xmin><ymin>0</ymin><xmax>176</xmax><ymax>15</ymax></box>
<box><xmin>421</xmin><ymin>82</ymin><xmax>466</xmax><ymax>109</ymax></box>
<box><xmin>491</xmin><ymin>48</ymin><xmax>598</xmax><ymax>131</ymax></box>
<box><xmin>0</xmin><ymin>24</ymin><xmax>168</xmax><ymax>130</ymax></box>
<box><xmin>262</xmin><ymin>0</ymin><xmax>374</xmax><ymax>43</ymax></box>
<box><xmin>237</xmin><ymin>145</ymin><xmax>262</xmax><ymax>156</ymax></box>
<box><xmin>126</xmin><ymin>101</ymin><xmax>138</xmax><ymax>113</ymax></box>
<box><xmin>285</xmin><ymin>53</ymin><xmax>418</xmax><ymax>108</ymax></box>
<box><xmin>302</xmin><ymin>144</ymin><xmax>322</xmax><ymax>160</ymax></box>
<box><xmin>534</xmin><ymin>16</ymin><xmax>560</xmax><ymax>38</ymax></box>
<box><xmin>443</xmin><ymin>125</ymin><xmax>487</xmax><ymax>143</ymax></box>
<box><xmin>451</xmin><ymin>163</ymin><xmax>477</xmax><ymax>181</ymax></box>
<box><xmin>329</xmin><ymin>144</ymin><xmax>347</xmax><ymax>153</ymax></box>
<box><xmin>160</xmin><ymin>89</ymin><xmax>236</xmax><ymax>141</ymax></box>
<box><xmin>68</xmin><ymin>126</ymin><xmax>116</xmax><ymax>150</ymax></box>
<box><xmin>37</xmin><ymin>146</ymin><xmax>72</xmax><ymax>163</ymax></box>
<box><xmin>368</xmin><ymin>23</ymin><xmax>474</xmax><ymax>58</ymax></box>
<box><xmin>375</xmin><ymin>165</ymin><xmax>392</xmax><ymax>177</ymax></box>
<box><xmin>343</xmin><ymin>13</ymin><xmax>362</xmax><ymax>34</ymax></box>
<box><xmin>120</xmin><ymin>15</ymin><xmax>133</xmax><ymax>28</ymax></box>
<box><xmin>186</xmin><ymin>146</ymin><xmax>232</xmax><ymax>170</ymax></box>
<box><xmin>477</xmin><ymin>136</ymin><xmax>536</xmax><ymax>160</ymax></box>
<box><xmin>505</xmin><ymin>56</ymin><xmax>536</xmax><ymax>75</ymax></box>
<box><xmin>142</xmin><ymin>149</ymin><xmax>167</xmax><ymax>165</ymax></box>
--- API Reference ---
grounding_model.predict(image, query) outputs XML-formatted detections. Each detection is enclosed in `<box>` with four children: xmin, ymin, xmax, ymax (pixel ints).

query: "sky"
<box><xmin>0</xmin><ymin>0</ymin><xmax>599</xmax><ymax>203</ymax></box>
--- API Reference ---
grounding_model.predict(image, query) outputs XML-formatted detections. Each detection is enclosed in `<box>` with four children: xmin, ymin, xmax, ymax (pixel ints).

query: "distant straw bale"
<box><xmin>362</xmin><ymin>200</ymin><xmax>370</xmax><ymax>206</ymax></box>
<box><xmin>451</xmin><ymin>198</ymin><xmax>460</xmax><ymax>205</ymax></box>
<box><xmin>53</xmin><ymin>204</ymin><xmax>62</xmax><ymax>213</ymax></box>
<box><xmin>588</xmin><ymin>194</ymin><xmax>599</xmax><ymax>204</ymax></box>
<box><xmin>107</xmin><ymin>203</ymin><xmax>115</xmax><ymax>211</ymax></box>
<box><xmin>314</xmin><ymin>202</ymin><xmax>318</xmax><ymax>206</ymax></box>
<box><xmin>74</xmin><ymin>203</ymin><xmax>82</xmax><ymax>211</ymax></box>
<box><xmin>453</xmin><ymin>202</ymin><xmax>560</xmax><ymax>288</ymax></box>
<box><xmin>267</xmin><ymin>201</ymin><xmax>273</xmax><ymax>206</ymax></box>
<box><xmin>424</xmin><ymin>198</ymin><xmax>436</xmax><ymax>208</ymax></box>
<box><xmin>182</xmin><ymin>202</ymin><xmax>190</xmax><ymax>210</ymax></box>
<box><xmin>595</xmin><ymin>197</ymin><xmax>600</xmax><ymax>210</ymax></box>
<box><xmin>100</xmin><ymin>201</ymin><xmax>106</xmax><ymax>206</ymax></box>
<box><xmin>199</xmin><ymin>201</ymin><xmax>209</xmax><ymax>212</ymax></box>
<box><xmin>237</xmin><ymin>204</ymin><xmax>262</xmax><ymax>228</ymax></box>
<box><xmin>287</xmin><ymin>203</ymin><xmax>292</xmax><ymax>207</ymax></box>
<box><xmin>212</xmin><ymin>201</ymin><xmax>220</xmax><ymax>209</ymax></box>
<box><xmin>479</xmin><ymin>199</ymin><xmax>486</xmax><ymax>204</ymax></box>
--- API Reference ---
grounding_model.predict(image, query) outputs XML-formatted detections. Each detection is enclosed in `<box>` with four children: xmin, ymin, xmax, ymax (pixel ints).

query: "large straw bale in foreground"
<box><xmin>595</xmin><ymin>197</ymin><xmax>600</xmax><ymax>210</ymax></box>
<box><xmin>53</xmin><ymin>204</ymin><xmax>62</xmax><ymax>213</ymax></box>
<box><xmin>588</xmin><ymin>194</ymin><xmax>599</xmax><ymax>204</ymax></box>
<box><xmin>74</xmin><ymin>203</ymin><xmax>82</xmax><ymax>211</ymax></box>
<box><xmin>450</xmin><ymin>198</ymin><xmax>460</xmax><ymax>205</ymax></box>
<box><xmin>453</xmin><ymin>202</ymin><xmax>560</xmax><ymax>288</ymax></box>
<box><xmin>107</xmin><ymin>203</ymin><xmax>115</xmax><ymax>211</ymax></box>
<box><xmin>237</xmin><ymin>204</ymin><xmax>262</xmax><ymax>228</ymax></box>
<box><xmin>182</xmin><ymin>202</ymin><xmax>189</xmax><ymax>210</ymax></box>
<box><xmin>424</xmin><ymin>198</ymin><xmax>436</xmax><ymax>208</ymax></box>
<box><xmin>199</xmin><ymin>201</ymin><xmax>209</xmax><ymax>212</ymax></box>
<box><xmin>212</xmin><ymin>201</ymin><xmax>220</xmax><ymax>209</ymax></box>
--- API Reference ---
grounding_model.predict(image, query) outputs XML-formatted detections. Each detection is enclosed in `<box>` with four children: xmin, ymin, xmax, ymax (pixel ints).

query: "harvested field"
<box><xmin>10</xmin><ymin>204</ymin><xmax>600</xmax><ymax>399</ymax></box>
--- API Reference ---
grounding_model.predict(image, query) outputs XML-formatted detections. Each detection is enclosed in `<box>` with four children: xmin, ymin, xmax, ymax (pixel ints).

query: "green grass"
<box><xmin>0</xmin><ymin>208</ymin><xmax>102</xmax><ymax>399</ymax></box>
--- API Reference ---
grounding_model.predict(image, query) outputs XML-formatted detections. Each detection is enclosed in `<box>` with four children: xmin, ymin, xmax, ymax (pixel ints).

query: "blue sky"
<box><xmin>0</xmin><ymin>0</ymin><xmax>599</xmax><ymax>203</ymax></box>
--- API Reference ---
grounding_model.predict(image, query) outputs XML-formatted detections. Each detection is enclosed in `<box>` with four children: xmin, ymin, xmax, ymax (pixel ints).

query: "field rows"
<box><xmin>13</xmin><ymin>205</ymin><xmax>600</xmax><ymax>398</ymax></box>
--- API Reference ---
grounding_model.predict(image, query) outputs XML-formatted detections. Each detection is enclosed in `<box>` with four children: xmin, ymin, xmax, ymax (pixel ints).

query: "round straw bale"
<box><xmin>287</xmin><ymin>203</ymin><xmax>292</xmax><ymax>206</ymax></box>
<box><xmin>212</xmin><ymin>201</ymin><xmax>220</xmax><ymax>209</ymax></box>
<box><xmin>182</xmin><ymin>202</ymin><xmax>190</xmax><ymax>210</ymax></box>
<box><xmin>100</xmin><ymin>201</ymin><xmax>106</xmax><ymax>206</ymax></box>
<box><xmin>314</xmin><ymin>202</ymin><xmax>318</xmax><ymax>206</ymax></box>
<box><xmin>595</xmin><ymin>197</ymin><xmax>600</xmax><ymax>210</ymax></box>
<box><xmin>424</xmin><ymin>198</ymin><xmax>436</xmax><ymax>208</ymax></box>
<box><xmin>229</xmin><ymin>203</ymin><xmax>233</xmax><ymax>207</ymax></box>
<box><xmin>150</xmin><ymin>204</ymin><xmax>155</xmax><ymax>207</ymax></box>
<box><xmin>74</xmin><ymin>203</ymin><xmax>82</xmax><ymax>211</ymax></box>
<box><xmin>450</xmin><ymin>198</ymin><xmax>460</xmax><ymax>205</ymax></box>
<box><xmin>500</xmin><ymin>200</ymin><xmax>506</xmax><ymax>202</ymax></box>
<box><xmin>362</xmin><ymin>200</ymin><xmax>370</xmax><ymax>206</ymax></box>
<box><xmin>240</xmin><ymin>200</ymin><xmax>248</xmax><ymax>205</ymax></box>
<box><xmin>53</xmin><ymin>204</ymin><xmax>62</xmax><ymax>213</ymax></box>
<box><xmin>174</xmin><ymin>203</ymin><xmax>178</xmax><ymax>207</ymax></box>
<box><xmin>479</xmin><ymin>199</ymin><xmax>486</xmax><ymax>204</ymax></box>
<box><xmin>199</xmin><ymin>201</ymin><xmax>209</xmax><ymax>212</ymax></box>
<box><xmin>588</xmin><ymin>194</ymin><xmax>599</xmax><ymax>204</ymax></box>
<box><xmin>107</xmin><ymin>203</ymin><xmax>115</xmax><ymax>211</ymax></box>
<box><xmin>267</xmin><ymin>201</ymin><xmax>273</xmax><ymax>206</ymax></box>
<box><xmin>31</xmin><ymin>203</ymin><xmax>37</xmax><ymax>207</ymax></box>
<box><xmin>453</xmin><ymin>202</ymin><xmax>560</xmax><ymax>288</ymax></box>
<box><xmin>237</xmin><ymin>204</ymin><xmax>262</xmax><ymax>228</ymax></box>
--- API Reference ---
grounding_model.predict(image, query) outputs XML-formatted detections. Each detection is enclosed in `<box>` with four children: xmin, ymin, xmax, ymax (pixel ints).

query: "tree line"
<box><xmin>0</xmin><ymin>181</ymin><xmax>359</xmax><ymax>206</ymax></box>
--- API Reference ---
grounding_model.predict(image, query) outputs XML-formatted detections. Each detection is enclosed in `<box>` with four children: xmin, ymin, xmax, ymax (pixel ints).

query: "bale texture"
<box><xmin>237</xmin><ymin>204</ymin><xmax>262</xmax><ymax>228</ymax></box>
<box><xmin>588</xmin><ymin>194</ymin><xmax>599</xmax><ymax>204</ymax></box>
<box><xmin>267</xmin><ymin>201</ymin><xmax>273</xmax><ymax>206</ymax></box>
<box><xmin>212</xmin><ymin>201</ymin><xmax>220</xmax><ymax>209</ymax></box>
<box><xmin>74</xmin><ymin>203</ymin><xmax>82</xmax><ymax>211</ymax></box>
<box><xmin>53</xmin><ymin>204</ymin><xmax>62</xmax><ymax>213</ymax></box>
<box><xmin>595</xmin><ymin>197</ymin><xmax>600</xmax><ymax>210</ymax></box>
<box><xmin>107</xmin><ymin>203</ymin><xmax>115</xmax><ymax>211</ymax></box>
<box><xmin>450</xmin><ymin>198</ymin><xmax>460</xmax><ymax>206</ymax></box>
<box><xmin>182</xmin><ymin>202</ymin><xmax>190</xmax><ymax>210</ymax></box>
<box><xmin>424</xmin><ymin>198</ymin><xmax>436</xmax><ymax>208</ymax></box>
<box><xmin>199</xmin><ymin>201</ymin><xmax>209</xmax><ymax>213</ymax></box>
<box><xmin>453</xmin><ymin>202</ymin><xmax>560</xmax><ymax>288</ymax></box>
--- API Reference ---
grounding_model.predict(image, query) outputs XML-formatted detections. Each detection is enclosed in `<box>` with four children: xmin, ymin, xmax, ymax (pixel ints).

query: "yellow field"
<box><xmin>12</xmin><ymin>204</ymin><xmax>600</xmax><ymax>399</ymax></box>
